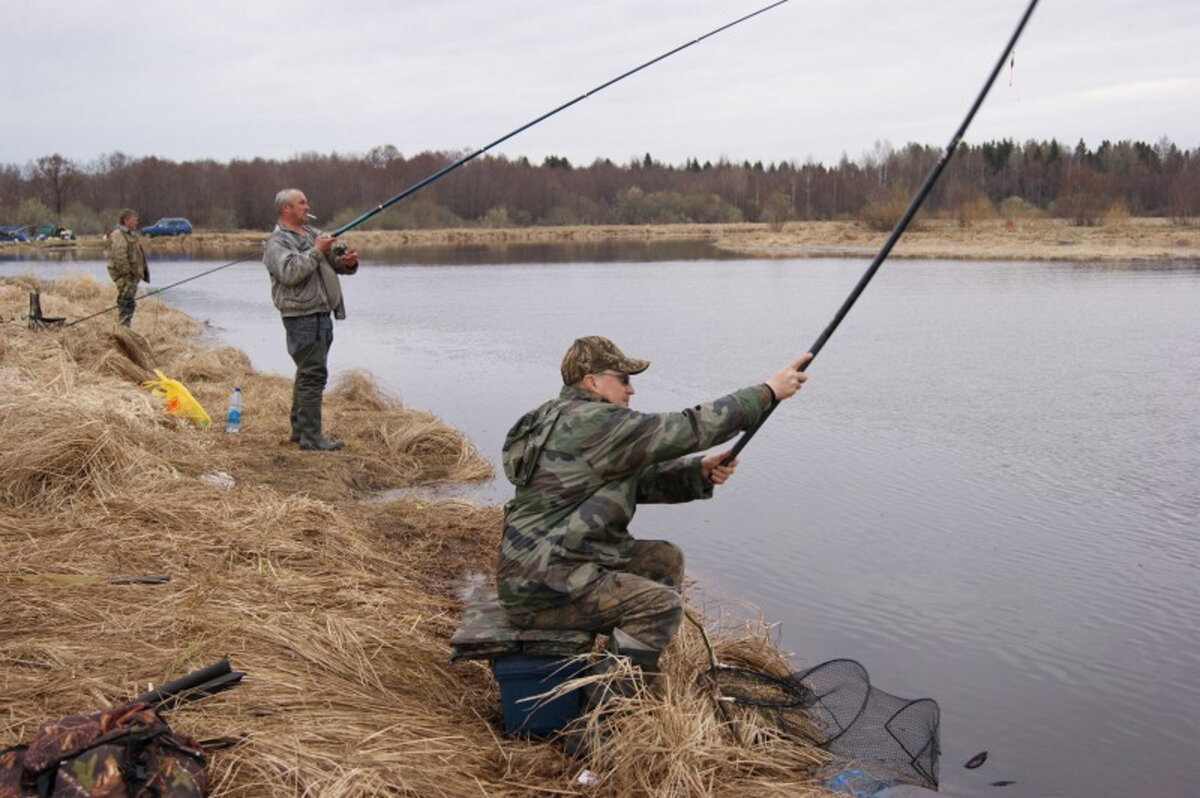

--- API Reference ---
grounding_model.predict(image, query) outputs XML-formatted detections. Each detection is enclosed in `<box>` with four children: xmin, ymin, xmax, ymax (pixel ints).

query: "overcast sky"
<box><xmin>4</xmin><ymin>0</ymin><xmax>1196</xmax><ymax>171</ymax></box>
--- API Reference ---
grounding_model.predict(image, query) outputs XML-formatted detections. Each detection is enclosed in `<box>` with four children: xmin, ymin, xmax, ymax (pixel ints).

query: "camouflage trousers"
<box><xmin>505</xmin><ymin>540</ymin><xmax>685</xmax><ymax>652</ymax></box>
<box><xmin>114</xmin><ymin>278</ymin><xmax>137</xmax><ymax>326</ymax></box>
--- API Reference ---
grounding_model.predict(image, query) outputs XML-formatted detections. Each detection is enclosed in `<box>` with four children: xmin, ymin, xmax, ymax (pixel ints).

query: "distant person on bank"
<box><xmin>106</xmin><ymin>209</ymin><xmax>149</xmax><ymax>327</ymax></box>
<box><xmin>263</xmin><ymin>188</ymin><xmax>359</xmax><ymax>451</ymax></box>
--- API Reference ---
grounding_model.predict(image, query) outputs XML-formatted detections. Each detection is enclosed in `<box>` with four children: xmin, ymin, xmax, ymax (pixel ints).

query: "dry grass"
<box><xmin>1</xmin><ymin>275</ymin><xmax>835</xmax><ymax>796</ymax></box>
<box><xmin>546</xmin><ymin>612</ymin><xmax>830</xmax><ymax>796</ymax></box>
<box><xmin>728</xmin><ymin>216</ymin><xmax>1200</xmax><ymax>261</ymax></box>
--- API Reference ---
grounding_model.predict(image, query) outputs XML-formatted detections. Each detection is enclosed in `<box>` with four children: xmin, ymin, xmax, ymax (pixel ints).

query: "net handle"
<box><xmin>684</xmin><ymin>610</ymin><xmax>745</xmax><ymax>746</ymax></box>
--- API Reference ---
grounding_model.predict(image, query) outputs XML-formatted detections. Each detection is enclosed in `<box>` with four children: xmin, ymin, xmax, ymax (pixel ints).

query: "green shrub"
<box><xmin>197</xmin><ymin>207</ymin><xmax>239</xmax><ymax>231</ymax></box>
<box><xmin>15</xmin><ymin>198</ymin><xmax>54</xmax><ymax>227</ymax></box>
<box><xmin>760</xmin><ymin>190</ymin><xmax>794</xmax><ymax>231</ymax></box>
<box><xmin>856</xmin><ymin>198</ymin><xmax>924</xmax><ymax>232</ymax></box>
<box><xmin>998</xmin><ymin>195</ymin><xmax>1045</xmax><ymax>219</ymax></box>
<box><xmin>1100</xmin><ymin>200</ymin><xmax>1130</xmax><ymax>227</ymax></box>
<box><xmin>955</xmin><ymin>195</ymin><xmax>997</xmax><ymax>228</ymax></box>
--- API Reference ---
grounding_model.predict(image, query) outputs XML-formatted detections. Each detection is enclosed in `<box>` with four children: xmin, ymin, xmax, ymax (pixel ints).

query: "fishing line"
<box><xmin>63</xmin><ymin>1</ymin><xmax>790</xmax><ymax>326</ymax></box>
<box><xmin>331</xmin><ymin>0</ymin><xmax>789</xmax><ymax>236</ymax></box>
<box><xmin>724</xmin><ymin>0</ymin><xmax>1040</xmax><ymax>463</ymax></box>
<box><xmin>65</xmin><ymin>254</ymin><xmax>261</xmax><ymax>327</ymax></box>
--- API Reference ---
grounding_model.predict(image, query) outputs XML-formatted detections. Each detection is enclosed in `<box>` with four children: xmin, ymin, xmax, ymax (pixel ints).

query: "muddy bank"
<box><xmin>0</xmin><ymin>275</ymin><xmax>832</xmax><ymax>796</ymax></box>
<box><xmin>4</xmin><ymin>217</ymin><xmax>1196</xmax><ymax>262</ymax></box>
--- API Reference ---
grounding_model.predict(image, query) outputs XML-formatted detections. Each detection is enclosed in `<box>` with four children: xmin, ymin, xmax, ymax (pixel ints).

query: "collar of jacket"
<box><xmin>558</xmin><ymin>385</ymin><xmax>608</xmax><ymax>403</ymax></box>
<box><xmin>271</xmin><ymin>222</ymin><xmax>320</xmax><ymax>241</ymax></box>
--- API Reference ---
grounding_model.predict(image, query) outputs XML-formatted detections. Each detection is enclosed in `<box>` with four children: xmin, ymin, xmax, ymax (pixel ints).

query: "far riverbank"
<box><xmin>4</xmin><ymin>217</ymin><xmax>1197</xmax><ymax>262</ymax></box>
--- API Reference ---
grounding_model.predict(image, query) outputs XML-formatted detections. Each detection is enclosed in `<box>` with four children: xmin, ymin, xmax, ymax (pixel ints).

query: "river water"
<box><xmin>5</xmin><ymin>244</ymin><xmax>1198</xmax><ymax>796</ymax></box>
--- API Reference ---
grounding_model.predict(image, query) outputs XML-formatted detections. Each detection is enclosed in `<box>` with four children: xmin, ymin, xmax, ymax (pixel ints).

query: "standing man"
<box><xmin>107</xmin><ymin>209</ymin><xmax>149</xmax><ymax>326</ymax></box>
<box><xmin>263</xmin><ymin>189</ymin><xmax>359</xmax><ymax>451</ymax></box>
<box><xmin>497</xmin><ymin>335</ymin><xmax>812</xmax><ymax>678</ymax></box>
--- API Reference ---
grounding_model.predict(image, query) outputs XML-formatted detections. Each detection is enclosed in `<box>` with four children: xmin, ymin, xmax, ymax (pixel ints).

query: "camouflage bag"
<box><xmin>0</xmin><ymin>701</ymin><xmax>207</xmax><ymax>797</ymax></box>
<box><xmin>450</xmin><ymin>585</ymin><xmax>595</xmax><ymax>662</ymax></box>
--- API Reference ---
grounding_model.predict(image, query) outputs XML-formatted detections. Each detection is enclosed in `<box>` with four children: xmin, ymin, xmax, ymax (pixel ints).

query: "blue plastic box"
<box><xmin>492</xmin><ymin>655</ymin><xmax>586</xmax><ymax>736</ymax></box>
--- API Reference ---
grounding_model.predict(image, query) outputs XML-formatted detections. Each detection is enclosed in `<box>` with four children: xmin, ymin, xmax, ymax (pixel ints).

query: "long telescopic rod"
<box><xmin>64</xmin><ymin>1</ymin><xmax>789</xmax><ymax>327</ymax></box>
<box><xmin>66</xmin><ymin>254</ymin><xmax>261</xmax><ymax>327</ymax></box>
<box><xmin>725</xmin><ymin>0</ymin><xmax>1040</xmax><ymax>463</ymax></box>
<box><xmin>331</xmin><ymin>0</ymin><xmax>790</xmax><ymax>237</ymax></box>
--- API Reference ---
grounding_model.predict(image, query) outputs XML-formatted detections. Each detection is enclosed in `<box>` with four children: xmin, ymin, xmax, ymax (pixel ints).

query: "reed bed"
<box><xmin>1</xmin><ymin>275</ymin><xmax>830</xmax><ymax>796</ymax></box>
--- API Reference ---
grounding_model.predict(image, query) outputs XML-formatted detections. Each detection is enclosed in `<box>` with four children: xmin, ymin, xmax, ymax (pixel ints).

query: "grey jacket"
<box><xmin>263</xmin><ymin>223</ymin><xmax>355</xmax><ymax>319</ymax></box>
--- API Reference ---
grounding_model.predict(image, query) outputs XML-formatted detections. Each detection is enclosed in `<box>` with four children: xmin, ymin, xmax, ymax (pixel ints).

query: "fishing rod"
<box><xmin>66</xmin><ymin>254</ymin><xmax>261</xmax><ymax>327</ymax></box>
<box><xmin>724</xmin><ymin>0</ymin><xmax>1040</xmax><ymax>463</ymax></box>
<box><xmin>64</xmin><ymin>1</ymin><xmax>790</xmax><ymax>326</ymax></box>
<box><xmin>331</xmin><ymin>0</ymin><xmax>789</xmax><ymax>236</ymax></box>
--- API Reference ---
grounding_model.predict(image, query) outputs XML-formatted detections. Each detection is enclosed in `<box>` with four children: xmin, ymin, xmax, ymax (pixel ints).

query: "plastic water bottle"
<box><xmin>224</xmin><ymin>387</ymin><xmax>243</xmax><ymax>434</ymax></box>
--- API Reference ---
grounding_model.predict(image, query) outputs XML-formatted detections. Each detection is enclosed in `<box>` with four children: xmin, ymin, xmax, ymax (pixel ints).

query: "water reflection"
<box><xmin>1</xmin><ymin>237</ymin><xmax>732</xmax><ymax>267</ymax></box>
<box><xmin>0</xmin><ymin>247</ymin><xmax>101</xmax><ymax>263</ymax></box>
<box><xmin>366</xmin><ymin>239</ymin><xmax>735</xmax><ymax>265</ymax></box>
<box><xmin>2</xmin><ymin>246</ymin><xmax>1199</xmax><ymax>797</ymax></box>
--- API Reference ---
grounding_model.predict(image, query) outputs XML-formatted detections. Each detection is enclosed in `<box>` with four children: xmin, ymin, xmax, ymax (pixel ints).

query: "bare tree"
<box><xmin>2</xmin><ymin>139</ymin><xmax>1197</xmax><ymax>230</ymax></box>
<box><xmin>32</xmin><ymin>153</ymin><xmax>80</xmax><ymax>217</ymax></box>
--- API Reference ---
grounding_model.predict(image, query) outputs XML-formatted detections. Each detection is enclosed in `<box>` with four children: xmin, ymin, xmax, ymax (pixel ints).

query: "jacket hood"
<box><xmin>503</xmin><ymin>387</ymin><xmax>594</xmax><ymax>486</ymax></box>
<box><xmin>502</xmin><ymin>400</ymin><xmax>562</xmax><ymax>487</ymax></box>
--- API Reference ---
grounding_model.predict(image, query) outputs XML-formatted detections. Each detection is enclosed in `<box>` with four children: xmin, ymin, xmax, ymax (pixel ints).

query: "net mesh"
<box><xmin>713</xmin><ymin>658</ymin><xmax>939</xmax><ymax>790</ymax></box>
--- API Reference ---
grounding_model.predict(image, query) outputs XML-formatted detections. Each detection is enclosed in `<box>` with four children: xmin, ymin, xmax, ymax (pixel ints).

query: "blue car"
<box><xmin>0</xmin><ymin>225</ymin><xmax>31</xmax><ymax>242</ymax></box>
<box><xmin>142</xmin><ymin>217</ymin><xmax>193</xmax><ymax>237</ymax></box>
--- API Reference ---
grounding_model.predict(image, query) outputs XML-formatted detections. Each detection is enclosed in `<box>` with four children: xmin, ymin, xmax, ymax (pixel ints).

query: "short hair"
<box><xmin>118</xmin><ymin>208</ymin><xmax>138</xmax><ymax>225</ymax></box>
<box><xmin>275</xmin><ymin>189</ymin><xmax>302</xmax><ymax>215</ymax></box>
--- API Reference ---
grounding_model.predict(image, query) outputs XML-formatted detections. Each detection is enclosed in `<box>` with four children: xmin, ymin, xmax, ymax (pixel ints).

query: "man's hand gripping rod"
<box><xmin>722</xmin><ymin>0</ymin><xmax>1040</xmax><ymax>466</ymax></box>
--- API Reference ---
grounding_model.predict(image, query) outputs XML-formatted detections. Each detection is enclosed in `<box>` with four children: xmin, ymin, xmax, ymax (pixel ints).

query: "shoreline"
<box><xmin>1</xmin><ymin>275</ymin><xmax>835</xmax><ymax>795</ymax></box>
<box><xmin>4</xmin><ymin>217</ymin><xmax>1197</xmax><ymax>263</ymax></box>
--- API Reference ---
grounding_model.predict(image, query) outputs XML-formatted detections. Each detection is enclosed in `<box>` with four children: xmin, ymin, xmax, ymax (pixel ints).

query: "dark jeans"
<box><xmin>283</xmin><ymin>313</ymin><xmax>333</xmax><ymax>440</ymax></box>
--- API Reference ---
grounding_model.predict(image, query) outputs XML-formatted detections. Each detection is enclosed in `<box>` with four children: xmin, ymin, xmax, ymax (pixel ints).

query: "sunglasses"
<box><xmin>596</xmin><ymin>371</ymin><xmax>631</xmax><ymax>386</ymax></box>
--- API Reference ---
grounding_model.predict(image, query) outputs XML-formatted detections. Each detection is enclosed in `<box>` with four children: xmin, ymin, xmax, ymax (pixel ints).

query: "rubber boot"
<box><xmin>296</xmin><ymin>403</ymin><xmax>344</xmax><ymax>451</ymax></box>
<box><xmin>560</xmin><ymin>630</ymin><xmax>662</xmax><ymax>758</ymax></box>
<box><xmin>610</xmin><ymin>628</ymin><xmax>662</xmax><ymax>687</ymax></box>
<box><xmin>580</xmin><ymin>629</ymin><xmax>663</xmax><ymax>708</ymax></box>
<box><xmin>289</xmin><ymin>398</ymin><xmax>300</xmax><ymax>443</ymax></box>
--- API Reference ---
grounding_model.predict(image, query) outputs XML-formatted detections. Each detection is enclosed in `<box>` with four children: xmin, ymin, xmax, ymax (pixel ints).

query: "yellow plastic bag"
<box><xmin>142</xmin><ymin>369</ymin><xmax>212</xmax><ymax>428</ymax></box>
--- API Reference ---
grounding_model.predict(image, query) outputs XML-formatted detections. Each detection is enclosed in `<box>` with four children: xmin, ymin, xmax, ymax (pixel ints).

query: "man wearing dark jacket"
<box><xmin>263</xmin><ymin>189</ymin><xmax>359</xmax><ymax>451</ymax></box>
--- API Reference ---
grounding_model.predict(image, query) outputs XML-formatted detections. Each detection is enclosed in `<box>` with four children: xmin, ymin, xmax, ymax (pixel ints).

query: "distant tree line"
<box><xmin>1</xmin><ymin>138</ymin><xmax>1197</xmax><ymax>235</ymax></box>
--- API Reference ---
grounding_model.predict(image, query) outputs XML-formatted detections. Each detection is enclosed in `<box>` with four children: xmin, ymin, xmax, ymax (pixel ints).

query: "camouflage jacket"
<box><xmin>497</xmin><ymin>383</ymin><xmax>772</xmax><ymax>613</ymax></box>
<box><xmin>106</xmin><ymin>226</ymin><xmax>148</xmax><ymax>285</ymax></box>
<box><xmin>263</xmin><ymin>223</ymin><xmax>355</xmax><ymax>320</ymax></box>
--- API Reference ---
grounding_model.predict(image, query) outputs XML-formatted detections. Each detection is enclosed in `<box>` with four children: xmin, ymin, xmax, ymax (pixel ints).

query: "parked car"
<box><xmin>33</xmin><ymin>223</ymin><xmax>75</xmax><ymax>241</ymax></box>
<box><xmin>142</xmin><ymin>217</ymin><xmax>193</xmax><ymax>237</ymax></box>
<box><xmin>0</xmin><ymin>225</ymin><xmax>31</xmax><ymax>242</ymax></box>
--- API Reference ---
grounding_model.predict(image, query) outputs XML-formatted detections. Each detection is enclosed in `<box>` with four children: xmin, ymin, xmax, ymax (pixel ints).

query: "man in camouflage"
<box><xmin>498</xmin><ymin>335</ymin><xmax>812</xmax><ymax>675</ymax></box>
<box><xmin>106</xmin><ymin>209</ymin><xmax>149</xmax><ymax>326</ymax></box>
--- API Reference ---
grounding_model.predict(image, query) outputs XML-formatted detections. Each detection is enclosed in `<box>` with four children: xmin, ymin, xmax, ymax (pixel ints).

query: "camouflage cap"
<box><xmin>560</xmin><ymin>336</ymin><xmax>650</xmax><ymax>385</ymax></box>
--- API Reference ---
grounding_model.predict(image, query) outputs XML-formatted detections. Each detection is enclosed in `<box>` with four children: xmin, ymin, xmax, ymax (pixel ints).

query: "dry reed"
<box><xmin>1</xmin><ymin>276</ymin><xmax>831</xmax><ymax>796</ymax></box>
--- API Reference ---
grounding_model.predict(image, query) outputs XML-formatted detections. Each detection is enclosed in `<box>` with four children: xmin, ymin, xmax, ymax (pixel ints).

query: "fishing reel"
<box><xmin>331</xmin><ymin>240</ymin><xmax>358</xmax><ymax>272</ymax></box>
